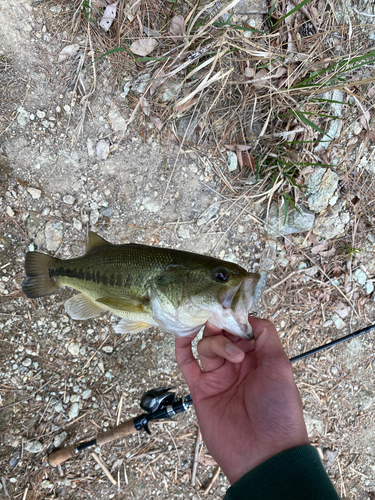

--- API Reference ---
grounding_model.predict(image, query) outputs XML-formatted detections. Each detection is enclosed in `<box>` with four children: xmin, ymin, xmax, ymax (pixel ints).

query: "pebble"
<box><xmin>227</xmin><ymin>151</ymin><xmax>238</xmax><ymax>172</ymax></box>
<box><xmin>102</xmin><ymin>345</ymin><xmax>113</xmax><ymax>353</ymax></box>
<box><xmin>68</xmin><ymin>342</ymin><xmax>81</xmax><ymax>356</ymax></box>
<box><xmin>45</xmin><ymin>221</ymin><xmax>63</xmax><ymax>251</ymax></box>
<box><xmin>27</xmin><ymin>187</ymin><xmax>42</xmax><ymax>199</ymax></box>
<box><xmin>142</xmin><ymin>197</ymin><xmax>161</xmax><ymax>213</ymax></box>
<box><xmin>177</xmin><ymin>226</ymin><xmax>190</xmax><ymax>239</ymax></box>
<box><xmin>96</xmin><ymin>139</ymin><xmax>110</xmax><ymax>160</ymax></box>
<box><xmin>82</xmin><ymin>389</ymin><xmax>92</xmax><ymax>400</ymax></box>
<box><xmin>68</xmin><ymin>402</ymin><xmax>79</xmax><ymax>419</ymax></box>
<box><xmin>22</xmin><ymin>358</ymin><xmax>32</xmax><ymax>367</ymax></box>
<box><xmin>17</xmin><ymin>107</ymin><xmax>29</xmax><ymax>126</ymax></box>
<box><xmin>24</xmin><ymin>440</ymin><xmax>43</xmax><ymax>453</ymax></box>
<box><xmin>54</xmin><ymin>402</ymin><xmax>63</xmax><ymax>413</ymax></box>
<box><xmin>331</xmin><ymin>313</ymin><xmax>346</xmax><ymax>330</ymax></box>
<box><xmin>90</xmin><ymin>209</ymin><xmax>100</xmax><ymax>225</ymax></box>
<box><xmin>36</xmin><ymin>110</ymin><xmax>46</xmax><ymax>119</ymax></box>
<box><xmin>365</xmin><ymin>282</ymin><xmax>374</xmax><ymax>294</ymax></box>
<box><xmin>42</xmin><ymin>120</ymin><xmax>50</xmax><ymax>129</ymax></box>
<box><xmin>87</xmin><ymin>137</ymin><xmax>95</xmax><ymax>158</ymax></box>
<box><xmin>63</xmin><ymin>104</ymin><xmax>71</xmax><ymax>114</ymax></box>
<box><xmin>53</xmin><ymin>431</ymin><xmax>67</xmax><ymax>448</ymax></box>
<box><xmin>6</xmin><ymin>206</ymin><xmax>14</xmax><ymax>217</ymax></box>
<box><xmin>41</xmin><ymin>480</ymin><xmax>53</xmax><ymax>489</ymax></box>
<box><xmin>73</xmin><ymin>218</ymin><xmax>82</xmax><ymax>231</ymax></box>
<box><xmin>353</xmin><ymin>268</ymin><xmax>367</xmax><ymax>285</ymax></box>
<box><xmin>63</xmin><ymin>194</ymin><xmax>75</xmax><ymax>205</ymax></box>
<box><xmin>197</xmin><ymin>204</ymin><xmax>219</xmax><ymax>226</ymax></box>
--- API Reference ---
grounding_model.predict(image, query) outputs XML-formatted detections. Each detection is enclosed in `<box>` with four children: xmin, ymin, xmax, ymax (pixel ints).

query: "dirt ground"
<box><xmin>1</xmin><ymin>0</ymin><xmax>375</xmax><ymax>499</ymax></box>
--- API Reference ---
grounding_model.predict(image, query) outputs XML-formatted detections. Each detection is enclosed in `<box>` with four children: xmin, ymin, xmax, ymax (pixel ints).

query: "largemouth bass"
<box><xmin>22</xmin><ymin>231</ymin><xmax>261</xmax><ymax>339</ymax></box>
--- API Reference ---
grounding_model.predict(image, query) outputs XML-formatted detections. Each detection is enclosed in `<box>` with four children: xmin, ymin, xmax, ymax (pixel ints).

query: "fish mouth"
<box><xmin>218</xmin><ymin>276</ymin><xmax>258</xmax><ymax>315</ymax></box>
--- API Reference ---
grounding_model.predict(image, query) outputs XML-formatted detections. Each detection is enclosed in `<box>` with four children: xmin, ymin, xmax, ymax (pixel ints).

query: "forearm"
<box><xmin>224</xmin><ymin>445</ymin><xmax>340</xmax><ymax>500</ymax></box>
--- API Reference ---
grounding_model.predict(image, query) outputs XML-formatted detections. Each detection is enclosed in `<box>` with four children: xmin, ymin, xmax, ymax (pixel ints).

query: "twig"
<box><xmin>202</xmin><ymin>466</ymin><xmax>220</xmax><ymax>495</ymax></box>
<box><xmin>191</xmin><ymin>426</ymin><xmax>201</xmax><ymax>486</ymax></box>
<box><xmin>22</xmin><ymin>486</ymin><xmax>28</xmax><ymax>500</ymax></box>
<box><xmin>91</xmin><ymin>452</ymin><xmax>117</xmax><ymax>485</ymax></box>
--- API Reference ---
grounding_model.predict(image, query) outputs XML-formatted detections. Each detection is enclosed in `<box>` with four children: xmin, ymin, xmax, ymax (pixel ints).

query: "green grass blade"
<box><xmin>291</xmin><ymin>110</ymin><xmax>330</xmax><ymax>137</ymax></box>
<box><xmin>274</xmin><ymin>0</ymin><xmax>312</xmax><ymax>26</ymax></box>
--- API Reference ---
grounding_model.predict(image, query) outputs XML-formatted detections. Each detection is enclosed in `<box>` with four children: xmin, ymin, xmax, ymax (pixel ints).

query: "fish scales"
<box><xmin>22</xmin><ymin>232</ymin><xmax>262</xmax><ymax>339</ymax></box>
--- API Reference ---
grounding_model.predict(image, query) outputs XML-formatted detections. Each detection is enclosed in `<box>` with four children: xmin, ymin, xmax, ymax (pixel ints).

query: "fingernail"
<box><xmin>225</xmin><ymin>343</ymin><xmax>244</xmax><ymax>358</ymax></box>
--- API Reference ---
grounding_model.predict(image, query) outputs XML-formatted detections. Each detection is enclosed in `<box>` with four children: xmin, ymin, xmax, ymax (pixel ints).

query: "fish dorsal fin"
<box><xmin>86</xmin><ymin>231</ymin><xmax>111</xmax><ymax>252</ymax></box>
<box><xmin>96</xmin><ymin>295</ymin><xmax>149</xmax><ymax>313</ymax></box>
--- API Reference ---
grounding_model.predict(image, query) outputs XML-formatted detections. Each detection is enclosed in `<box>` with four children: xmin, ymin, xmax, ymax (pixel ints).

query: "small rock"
<box><xmin>68</xmin><ymin>342</ymin><xmax>80</xmax><ymax>356</ymax></box>
<box><xmin>25</xmin><ymin>440</ymin><xmax>43</xmax><ymax>454</ymax></box>
<box><xmin>331</xmin><ymin>313</ymin><xmax>346</xmax><ymax>330</ymax></box>
<box><xmin>41</xmin><ymin>480</ymin><xmax>53</xmax><ymax>489</ymax></box>
<box><xmin>68</xmin><ymin>402</ymin><xmax>79</xmax><ymax>419</ymax></box>
<box><xmin>82</xmin><ymin>389</ymin><xmax>92</xmax><ymax>400</ymax></box>
<box><xmin>63</xmin><ymin>194</ymin><xmax>75</xmax><ymax>205</ymax></box>
<box><xmin>100</xmin><ymin>207</ymin><xmax>115</xmax><ymax>217</ymax></box>
<box><xmin>54</xmin><ymin>402</ymin><xmax>63</xmax><ymax>413</ymax></box>
<box><xmin>87</xmin><ymin>138</ymin><xmax>95</xmax><ymax>158</ymax></box>
<box><xmin>353</xmin><ymin>268</ymin><xmax>367</xmax><ymax>285</ymax></box>
<box><xmin>9</xmin><ymin>457</ymin><xmax>19</xmax><ymax>467</ymax></box>
<box><xmin>313</xmin><ymin>201</ymin><xmax>349</xmax><ymax>240</ymax></box>
<box><xmin>50</xmin><ymin>5</ymin><xmax>62</xmax><ymax>13</ymax></box>
<box><xmin>176</xmin><ymin>114</ymin><xmax>199</xmax><ymax>143</ymax></box>
<box><xmin>304</xmin><ymin>414</ymin><xmax>324</xmax><ymax>436</ymax></box>
<box><xmin>177</xmin><ymin>226</ymin><xmax>190</xmax><ymax>239</ymax></box>
<box><xmin>102</xmin><ymin>345</ymin><xmax>113</xmax><ymax>353</ymax></box>
<box><xmin>63</xmin><ymin>104</ymin><xmax>71</xmax><ymax>114</ymax></box>
<box><xmin>197</xmin><ymin>204</ymin><xmax>220</xmax><ymax>226</ymax></box>
<box><xmin>22</xmin><ymin>358</ymin><xmax>32</xmax><ymax>367</ymax></box>
<box><xmin>108</xmin><ymin>104</ymin><xmax>127</xmax><ymax>134</ymax></box>
<box><xmin>306</xmin><ymin>168</ymin><xmax>338</xmax><ymax>213</ymax></box>
<box><xmin>96</xmin><ymin>139</ymin><xmax>110</xmax><ymax>160</ymax></box>
<box><xmin>58</xmin><ymin>44</ymin><xmax>80</xmax><ymax>62</ymax></box>
<box><xmin>27</xmin><ymin>187</ymin><xmax>42</xmax><ymax>199</ymax></box>
<box><xmin>42</xmin><ymin>120</ymin><xmax>50</xmax><ymax>128</ymax></box>
<box><xmin>142</xmin><ymin>197</ymin><xmax>161</xmax><ymax>213</ymax></box>
<box><xmin>365</xmin><ymin>281</ymin><xmax>374</xmax><ymax>294</ymax></box>
<box><xmin>267</xmin><ymin>203</ymin><xmax>315</xmax><ymax>236</ymax></box>
<box><xmin>352</xmin><ymin>121</ymin><xmax>362</xmax><ymax>135</ymax></box>
<box><xmin>36</xmin><ymin>110</ymin><xmax>46</xmax><ymax>119</ymax></box>
<box><xmin>6</xmin><ymin>206</ymin><xmax>14</xmax><ymax>217</ymax></box>
<box><xmin>45</xmin><ymin>221</ymin><xmax>63</xmax><ymax>251</ymax></box>
<box><xmin>73</xmin><ymin>218</ymin><xmax>82</xmax><ymax>231</ymax></box>
<box><xmin>227</xmin><ymin>152</ymin><xmax>238</xmax><ymax>172</ymax></box>
<box><xmin>17</xmin><ymin>107</ymin><xmax>29</xmax><ymax>126</ymax></box>
<box><xmin>325</xmin><ymin>449</ymin><xmax>338</xmax><ymax>468</ymax></box>
<box><xmin>161</xmin><ymin>81</ymin><xmax>182</xmax><ymax>102</ymax></box>
<box><xmin>90</xmin><ymin>209</ymin><xmax>100</xmax><ymax>225</ymax></box>
<box><xmin>53</xmin><ymin>431</ymin><xmax>67</xmax><ymax>448</ymax></box>
<box><xmin>315</xmin><ymin>90</ymin><xmax>344</xmax><ymax>151</ymax></box>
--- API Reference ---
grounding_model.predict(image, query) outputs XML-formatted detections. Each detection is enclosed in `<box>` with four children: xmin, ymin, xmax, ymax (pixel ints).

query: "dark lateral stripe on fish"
<box><xmin>52</xmin><ymin>267</ymin><xmax>114</xmax><ymax>286</ymax></box>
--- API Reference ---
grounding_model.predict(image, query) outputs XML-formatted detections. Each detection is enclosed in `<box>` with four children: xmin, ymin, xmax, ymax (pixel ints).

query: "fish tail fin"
<box><xmin>22</xmin><ymin>252</ymin><xmax>60</xmax><ymax>298</ymax></box>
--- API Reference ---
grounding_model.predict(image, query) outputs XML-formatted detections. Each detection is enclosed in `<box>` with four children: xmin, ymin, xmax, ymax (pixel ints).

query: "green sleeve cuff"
<box><xmin>224</xmin><ymin>445</ymin><xmax>340</xmax><ymax>500</ymax></box>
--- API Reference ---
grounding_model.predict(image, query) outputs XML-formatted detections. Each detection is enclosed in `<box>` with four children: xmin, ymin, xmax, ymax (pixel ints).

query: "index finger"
<box><xmin>175</xmin><ymin>335</ymin><xmax>202</xmax><ymax>385</ymax></box>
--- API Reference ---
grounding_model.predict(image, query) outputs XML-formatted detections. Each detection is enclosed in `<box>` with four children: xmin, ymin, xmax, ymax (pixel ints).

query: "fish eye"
<box><xmin>213</xmin><ymin>268</ymin><xmax>230</xmax><ymax>282</ymax></box>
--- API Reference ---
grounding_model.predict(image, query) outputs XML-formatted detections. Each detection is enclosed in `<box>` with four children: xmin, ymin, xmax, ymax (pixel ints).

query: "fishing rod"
<box><xmin>47</xmin><ymin>322</ymin><xmax>375</xmax><ymax>467</ymax></box>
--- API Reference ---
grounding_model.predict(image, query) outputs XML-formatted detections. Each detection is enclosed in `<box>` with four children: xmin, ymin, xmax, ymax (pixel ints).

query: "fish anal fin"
<box><xmin>65</xmin><ymin>293</ymin><xmax>105</xmax><ymax>320</ymax></box>
<box><xmin>114</xmin><ymin>319</ymin><xmax>152</xmax><ymax>334</ymax></box>
<box><xmin>86</xmin><ymin>231</ymin><xmax>112</xmax><ymax>252</ymax></box>
<box><xmin>96</xmin><ymin>295</ymin><xmax>148</xmax><ymax>313</ymax></box>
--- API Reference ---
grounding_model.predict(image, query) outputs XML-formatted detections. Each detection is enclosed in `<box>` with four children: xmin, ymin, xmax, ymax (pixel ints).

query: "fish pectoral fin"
<box><xmin>65</xmin><ymin>293</ymin><xmax>105</xmax><ymax>320</ymax></box>
<box><xmin>86</xmin><ymin>231</ymin><xmax>112</xmax><ymax>253</ymax></box>
<box><xmin>114</xmin><ymin>319</ymin><xmax>152</xmax><ymax>334</ymax></box>
<box><xmin>96</xmin><ymin>295</ymin><xmax>149</xmax><ymax>313</ymax></box>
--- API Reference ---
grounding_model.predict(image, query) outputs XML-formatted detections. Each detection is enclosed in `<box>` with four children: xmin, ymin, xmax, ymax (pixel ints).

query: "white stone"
<box><xmin>45</xmin><ymin>221</ymin><xmax>63</xmax><ymax>251</ymax></box>
<box><xmin>90</xmin><ymin>209</ymin><xmax>100</xmax><ymax>225</ymax></box>
<box><xmin>68</xmin><ymin>402</ymin><xmax>79</xmax><ymax>419</ymax></box>
<box><xmin>353</xmin><ymin>268</ymin><xmax>367</xmax><ymax>285</ymax></box>
<box><xmin>27</xmin><ymin>187</ymin><xmax>41</xmax><ymax>199</ymax></box>
<box><xmin>25</xmin><ymin>440</ymin><xmax>43</xmax><ymax>453</ymax></box>
<box><xmin>365</xmin><ymin>281</ymin><xmax>374</xmax><ymax>294</ymax></box>
<box><xmin>142</xmin><ymin>197</ymin><xmax>161</xmax><ymax>213</ymax></box>
<box><xmin>82</xmin><ymin>389</ymin><xmax>92</xmax><ymax>400</ymax></box>
<box><xmin>6</xmin><ymin>206</ymin><xmax>14</xmax><ymax>217</ymax></box>
<box><xmin>22</xmin><ymin>358</ymin><xmax>32</xmax><ymax>367</ymax></box>
<box><xmin>53</xmin><ymin>431</ymin><xmax>67</xmax><ymax>448</ymax></box>
<box><xmin>63</xmin><ymin>195</ymin><xmax>75</xmax><ymax>205</ymax></box>
<box><xmin>68</xmin><ymin>342</ymin><xmax>80</xmax><ymax>356</ymax></box>
<box><xmin>102</xmin><ymin>346</ymin><xmax>113</xmax><ymax>353</ymax></box>
<box><xmin>96</xmin><ymin>139</ymin><xmax>110</xmax><ymax>160</ymax></box>
<box><xmin>177</xmin><ymin>226</ymin><xmax>190</xmax><ymax>239</ymax></box>
<box><xmin>73</xmin><ymin>218</ymin><xmax>82</xmax><ymax>231</ymax></box>
<box><xmin>304</xmin><ymin>414</ymin><xmax>324</xmax><ymax>436</ymax></box>
<box><xmin>227</xmin><ymin>151</ymin><xmax>238</xmax><ymax>172</ymax></box>
<box><xmin>36</xmin><ymin>110</ymin><xmax>46</xmax><ymax>119</ymax></box>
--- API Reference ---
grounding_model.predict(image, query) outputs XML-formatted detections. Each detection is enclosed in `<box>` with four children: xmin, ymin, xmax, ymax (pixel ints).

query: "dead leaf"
<box><xmin>151</xmin><ymin>116</ymin><xmax>163</xmax><ymax>130</ymax></box>
<box><xmin>311</xmin><ymin>243</ymin><xmax>329</xmax><ymax>254</ymax></box>
<box><xmin>368</xmin><ymin>87</ymin><xmax>375</xmax><ymax>98</ymax></box>
<box><xmin>58</xmin><ymin>44</ymin><xmax>80</xmax><ymax>62</ymax></box>
<box><xmin>244</xmin><ymin>67</ymin><xmax>255</xmax><ymax>79</ymax></box>
<box><xmin>130</xmin><ymin>38</ymin><xmax>157</xmax><ymax>56</ymax></box>
<box><xmin>253</xmin><ymin>69</ymin><xmax>268</xmax><ymax>88</ymax></box>
<box><xmin>170</xmin><ymin>15</ymin><xmax>185</xmax><ymax>43</ymax></box>
<box><xmin>175</xmin><ymin>96</ymin><xmax>198</xmax><ymax>113</ymax></box>
<box><xmin>140</xmin><ymin>96</ymin><xmax>150</xmax><ymax>116</ymax></box>
<box><xmin>360</xmin><ymin>110</ymin><xmax>370</xmax><ymax>130</ymax></box>
<box><xmin>273</xmin><ymin>66</ymin><xmax>287</xmax><ymax>78</ymax></box>
<box><xmin>99</xmin><ymin>2</ymin><xmax>118</xmax><ymax>31</ymax></box>
<box><xmin>224</xmin><ymin>144</ymin><xmax>252</xmax><ymax>151</ymax></box>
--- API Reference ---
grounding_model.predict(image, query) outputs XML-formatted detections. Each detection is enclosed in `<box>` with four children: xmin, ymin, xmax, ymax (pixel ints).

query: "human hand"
<box><xmin>175</xmin><ymin>317</ymin><xmax>309</xmax><ymax>484</ymax></box>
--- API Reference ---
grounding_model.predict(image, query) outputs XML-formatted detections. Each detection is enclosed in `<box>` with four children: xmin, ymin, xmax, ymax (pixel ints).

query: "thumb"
<box><xmin>248</xmin><ymin>317</ymin><xmax>289</xmax><ymax>364</ymax></box>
